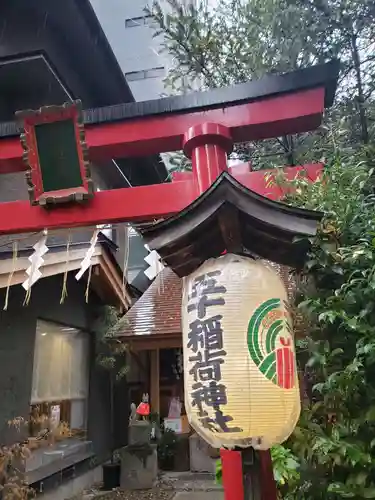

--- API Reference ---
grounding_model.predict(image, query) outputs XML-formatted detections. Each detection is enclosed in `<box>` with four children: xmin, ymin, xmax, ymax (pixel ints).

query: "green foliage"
<box><xmin>93</xmin><ymin>305</ymin><xmax>129</xmax><ymax>381</ymax></box>
<box><xmin>215</xmin><ymin>457</ymin><xmax>223</xmax><ymax>485</ymax></box>
<box><xmin>163</xmin><ymin>150</ymin><xmax>192</xmax><ymax>176</ymax></box>
<box><xmin>214</xmin><ymin>150</ymin><xmax>375</xmax><ymax>497</ymax></box>
<box><xmin>271</xmin><ymin>148</ymin><xmax>375</xmax><ymax>498</ymax></box>
<box><xmin>148</xmin><ymin>1</ymin><xmax>375</xmax><ymax>496</ymax></box>
<box><xmin>157</xmin><ymin>428</ymin><xmax>178</xmax><ymax>462</ymax></box>
<box><xmin>271</xmin><ymin>445</ymin><xmax>300</xmax><ymax>497</ymax></box>
<box><xmin>148</xmin><ymin>0</ymin><xmax>375</xmax><ymax>167</ymax></box>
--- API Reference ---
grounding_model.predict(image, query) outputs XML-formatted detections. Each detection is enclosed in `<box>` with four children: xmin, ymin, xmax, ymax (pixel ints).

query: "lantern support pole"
<box><xmin>183</xmin><ymin>123</ymin><xmax>232</xmax><ymax>193</ymax></box>
<box><xmin>182</xmin><ymin>124</ymin><xmax>278</xmax><ymax>500</ymax></box>
<box><xmin>221</xmin><ymin>448</ymin><xmax>277</xmax><ymax>500</ymax></box>
<box><xmin>150</xmin><ymin>349</ymin><xmax>160</xmax><ymax>414</ymax></box>
<box><xmin>220</xmin><ymin>449</ymin><xmax>244</xmax><ymax>500</ymax></box>
<box><xmin>183</xmin><ymin>124</ymin><xmax>244</xmax><ymax>500</ymax></box>
<box><xmin>242</xmin><ymin>449</ymin><xmax>262</xmax><ymax>500</ymax></box>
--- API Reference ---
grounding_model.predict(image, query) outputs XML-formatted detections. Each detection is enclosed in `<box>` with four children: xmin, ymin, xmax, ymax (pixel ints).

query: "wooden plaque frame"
<box><xmin>17</xmin><ymin>100</ymin><xmax>94</xmax><ymax>207</ymax></box>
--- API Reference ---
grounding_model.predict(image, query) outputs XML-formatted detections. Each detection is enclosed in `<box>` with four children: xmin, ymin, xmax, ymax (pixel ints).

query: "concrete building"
<box><xmin>89</xmin><ymin>0</ymin><xmax>199</xmax><ymax>293</ymax></box>
<box><xmin>90</xmin><ymin>0</ymin><xmax>196</xmax><ymax>101</ymax></box>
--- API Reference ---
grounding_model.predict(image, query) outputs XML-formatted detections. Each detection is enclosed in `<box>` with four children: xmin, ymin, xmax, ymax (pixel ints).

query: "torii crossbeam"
<box><xmin>0</xmin><ymin>60</ymin><xmax>338</xmax><ymax>235</ymax></box>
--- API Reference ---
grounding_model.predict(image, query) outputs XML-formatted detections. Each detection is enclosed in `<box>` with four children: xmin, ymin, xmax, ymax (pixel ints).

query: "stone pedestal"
<box><xmin>128</xmin><ymin>420</ymin><xmax>152</xmax><ymax>446</ymax></box>
<box><xmin>189</xmin><ymin>433</ymin><xmax>217</xmax><ymax>473</ymax></box>
<box><xmin>120</xmin><ymin>443</ymin><xmax>157</xmax><ymax>490</ymax></box>
<box><xmin>174</xmin><ymin>433</ymin><xmax>190</xmax><ymax>472</ymax></box>
<box><xmin>120</xmin><ymin>421</ymin><xmax>157</xmax><ymax>490</ymax></box>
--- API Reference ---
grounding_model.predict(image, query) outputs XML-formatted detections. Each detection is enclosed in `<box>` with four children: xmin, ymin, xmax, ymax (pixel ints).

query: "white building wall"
<box><xmin>90</xmin><ymin>0</ymin><xmax>196</xmax><ymax>101</ymax></box>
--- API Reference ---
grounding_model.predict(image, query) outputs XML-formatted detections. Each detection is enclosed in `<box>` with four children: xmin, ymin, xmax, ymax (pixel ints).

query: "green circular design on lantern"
<box><xmin>247</xmin><ymin>298</ymin><xmax>294</xmax><ymax>388</ymax></box>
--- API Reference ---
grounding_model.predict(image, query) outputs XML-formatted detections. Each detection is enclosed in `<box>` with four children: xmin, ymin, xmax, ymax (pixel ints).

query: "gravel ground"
<box><xmin>69</xmin><ymin>472</ymin><xmax>219</xmax><ymax>499</ymax></box>
<box><xmin>88</xmin><ymin>489</ymin><xmax>175</xmax><ymax>500</ymax></box>
<box><xmin>71</xmin><ymin>488</ymin><xmax>175</xmax><ymax>500</ymax></box>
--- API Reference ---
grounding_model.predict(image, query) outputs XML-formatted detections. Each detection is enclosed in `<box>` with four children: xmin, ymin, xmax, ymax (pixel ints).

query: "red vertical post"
<box><xmin>221</xmin><ymin>449</ymin><xmax>244</xmax><ymax>500</ymax></box>
<box><xmin>183</xmin><ymin>122</ymin><xmax>277</xmax><ymax>500</ymax></box>
<box><xmin>184</xmin><ymin>123</ymin><xmax>240</xmax><ymax>500</ymax></box>
<box><xmin>183</xmin><ymin>122</ymin><xmax>233</xmax><ymax>193</ymax></box>
<box><xmin>184</xmin><ymin>123</ymin><xmax>237</xmax><ymax>500</ymax></box>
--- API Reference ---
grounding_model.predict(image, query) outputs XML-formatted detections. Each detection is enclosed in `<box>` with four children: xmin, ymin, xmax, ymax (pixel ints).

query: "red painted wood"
<box><xmin>0</xmin><ymin>138</ymin><xmax>23</xmax><ymax>174</ymax></box>
<box><xmin>0</xmin><ymin>88</ymin><xmax>324</xmax><ymax>174</ymax></box>
<box><xmin>230</xmin><ymin>163</ymin><xmax>323</xmax><ymax>199</ymax></box>
<box><xmin>0</xmin><ymin>180</ymin><xmax>198</xmax><ymax>235</ymax></box>
<box><xmin>171</xmin><ymin>171</ymin><xmax>193</xmax><ymax>182</ymax></box>
<box><xmin>183</xmin><ymin>123</ymin><xmax>232</xmax><ymax>193</ymax></box>
<box><xmin>220</xmin><ymin>449</ymin><xmax>244</xmax><ymax>500</ymax></box>
<box><xmin>192</xmin><ymin>143</ymin><xmax>227</xmax><ymax>191</ymax></box>
<box><xmin>20</xmin><ymin>103</ymin><xmax>90</xmax><ymax>203</ymax></box>
<box><xmin>169</xmin><ymin>162</ymin><xmax>323</xmax><ymax>193</ymax></box>
<box><xmin>0</xmin><ymin>164</ymin><xmax>323</xmax><ymax>235</ymax></box>
<box><xmin>276</xmin><ymin>339</ymin><xmax>295</xmax><ymax>390</ymax></box>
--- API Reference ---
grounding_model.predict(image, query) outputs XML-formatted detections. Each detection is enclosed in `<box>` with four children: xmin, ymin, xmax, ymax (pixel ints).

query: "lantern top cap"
<box><xmin>137</xmin><ymin>171</ymin><xmax>324</xmax><ymax>277</ymax></box>
<box><xmin>0</xmin><ymin>60</ymin><xmax>339</xmax><ymax>138</ymax></box>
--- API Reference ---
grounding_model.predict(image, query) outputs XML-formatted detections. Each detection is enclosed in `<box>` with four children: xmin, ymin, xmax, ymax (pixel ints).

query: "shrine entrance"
<box><xmin>119</xmin><ymin>266</ymin><xmax>221</xmax><ymax>472</ymax></box>
<box><xmin>119</xmin><ymin>259</ymin><xmax>296</xmax><ymax>475</ymax></box>
<box><xmin>0</xmin><ymin>59</ymin><xmax>340</xmax><ymax>499</ymax></box>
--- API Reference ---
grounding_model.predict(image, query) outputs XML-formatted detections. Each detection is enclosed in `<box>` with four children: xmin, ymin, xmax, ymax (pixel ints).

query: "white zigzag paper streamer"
<box><xmin>144</xmin><ymin>245</ymin><xmax>165</xmax><ymax>280</ymax></box>
<box><xmin>75</xmin><ymin>229</ymin><xmax>99</xmax><ymax>281</ymax></box>
<box><xmin>22</xmin><ymin>231</ymin><xmax>49</xmax><ymax>291</ymax></box>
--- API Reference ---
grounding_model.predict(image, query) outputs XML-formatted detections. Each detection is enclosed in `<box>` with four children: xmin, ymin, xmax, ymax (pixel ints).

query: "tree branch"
<box><xmin>350</xmin><ymin>33</ymin><xmax>369</xmax><ymax>144</ymax></box>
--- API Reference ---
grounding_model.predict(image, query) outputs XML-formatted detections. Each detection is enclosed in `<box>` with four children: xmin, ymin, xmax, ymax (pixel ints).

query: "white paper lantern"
<box><xmin>181</xmin><ymin>253</ymin><xmax>300</xmax><ymax>450</ymax></box>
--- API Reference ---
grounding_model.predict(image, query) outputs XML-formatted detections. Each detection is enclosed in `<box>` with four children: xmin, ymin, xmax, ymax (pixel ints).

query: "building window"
<box><xmin>125</xmin><ymin>16</ymin><xmax>156</xmax><ymax>28</ymax></box>
<box><xmin>126</xmin><ymin>67</ymin><xmax>165</xmax><ymax>82</ymax></box>
<box><xmin>27</xmin><ymin>320</ymin><xmax>90</xmax><ymax>471</ymax></box>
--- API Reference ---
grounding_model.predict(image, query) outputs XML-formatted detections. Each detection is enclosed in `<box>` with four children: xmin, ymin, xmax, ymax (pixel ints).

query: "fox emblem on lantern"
<box><xmin>181</xmin><ymin>253</ymin><xmax>300</xmax><ymax>451</ymax></box>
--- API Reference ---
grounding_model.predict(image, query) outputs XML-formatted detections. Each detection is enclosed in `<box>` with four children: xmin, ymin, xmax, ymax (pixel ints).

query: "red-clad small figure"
<box><xmin>136</xmin><ymin>393</ymin><xmax>150</xmax><ymax>417</ymax></box>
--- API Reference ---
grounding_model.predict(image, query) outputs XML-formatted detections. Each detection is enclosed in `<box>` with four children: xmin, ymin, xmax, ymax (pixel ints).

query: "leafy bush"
<box><xmin>215</xmin><ymin>457</ymin><xmax>222</xmax><ymax>485</ymax></box>
<box><xmin>158</xmin><ymin>428</ymin><xmax>178</xmax><ymax>463</ymax></box>
<box><xmin>205</xmin><ymin>152</ymin><xmax>375</xmax><ymax>498</ymax></box>
<box><xmin>271</xmin><ymin>445</ymin><xmax>300</xmax><ymax>498</ymax></box>
<box><xmin>274</xmin><ymin>150</ymin><xmax>375</xmax><ymax>498</ymax></box>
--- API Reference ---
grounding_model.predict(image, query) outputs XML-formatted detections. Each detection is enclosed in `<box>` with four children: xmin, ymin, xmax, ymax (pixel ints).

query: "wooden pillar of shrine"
<box><xmin>150</xmin><ymin>349</ymin><xmax>160</xmax><ymax>414</ymax></box>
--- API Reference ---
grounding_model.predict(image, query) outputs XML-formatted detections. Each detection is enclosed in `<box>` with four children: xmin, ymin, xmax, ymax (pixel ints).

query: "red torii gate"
<box><xmin>0</xmin><ymin>60</ymin><xmax>339</xmax><ymax>500</ymax></box>
<box><xmin>0</xmin><ymin>60</ymin><xmax>338</xmax><ymax>235</ymax></box>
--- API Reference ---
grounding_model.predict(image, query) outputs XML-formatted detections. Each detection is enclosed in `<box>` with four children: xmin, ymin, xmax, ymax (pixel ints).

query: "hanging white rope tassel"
<box><xmin>60</xmin><ymin>232</ymin><xmax>72</xmax><ymax>304</ymax></box>
<box><xmin>3</xmin><ymin>241</ymin><xmax>18</xmax><ymax>311</ymax></box>
<box><xmin>122</xmin><ymin>225</ymin><xmax>130</xmax><ymax>300</ymax></box>
<box><xmin>22</xmin><ymin>229</ymin><xmax>49</xmax><ymax>305</ymax></box>
<box><xmin>144</xmin><ymin>244</ymin><xmax>165</xmax><ymax>281</ymax></box>
<box><xmin>85</xmin><ymin>264</ymin><xmax>93</xmax><ymax>304</ymax></box>
<box><xmin>75</xmin><ymin>228</ymin><xmax>99</xmax><ymax>282</ymax></box>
